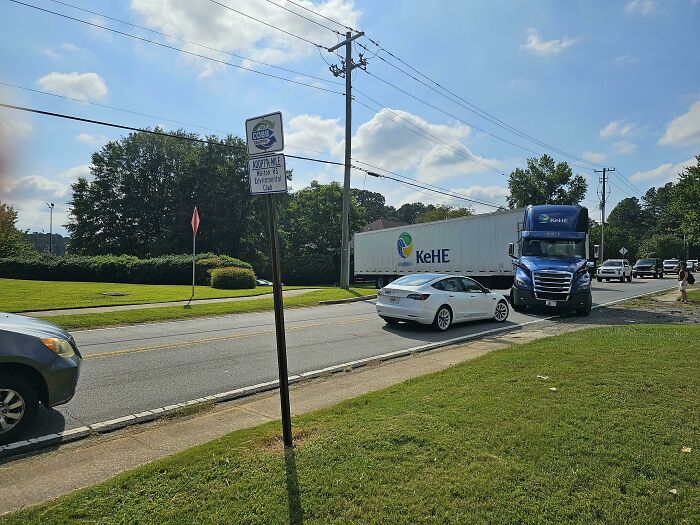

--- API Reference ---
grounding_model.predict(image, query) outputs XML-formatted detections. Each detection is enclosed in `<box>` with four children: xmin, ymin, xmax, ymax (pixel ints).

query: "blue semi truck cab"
<box><xmin>508</xmin><ymin>205</ymin><xmax>595</xmax><ymax>316</ymax></box>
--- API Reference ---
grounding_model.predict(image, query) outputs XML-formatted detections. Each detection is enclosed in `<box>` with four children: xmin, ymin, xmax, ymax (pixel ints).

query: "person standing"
<box><xmin>678</xmin><ymin>260</ymin><xmax>689</xmax><ymax>304</ymax></box>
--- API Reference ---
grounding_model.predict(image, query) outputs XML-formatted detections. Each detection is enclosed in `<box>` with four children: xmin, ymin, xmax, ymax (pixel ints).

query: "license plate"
<box><xmin>389</xmin><ymin>296</ymin><xmax>399</xmax><ymax>304</ymax></box>
<box><xmin>546</xmin><ymin>300</ymin><xmax>558</xmax><ymax>307</ymax></box>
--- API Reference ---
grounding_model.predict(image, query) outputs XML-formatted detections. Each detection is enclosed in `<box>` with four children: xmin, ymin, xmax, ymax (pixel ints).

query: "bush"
<box><xmin>0</xmin><ymin>252</ymin><xmax>253</xmax><ymax>285</ymax></box>
<box><xmin>281</xmin><ymin>253</ymin><xmax>336</xmax><ymax>285</ymax></box>
<box><xmin>210</xmin><ymin>267</ymin><xmax>257</xmax><ymax>289</ymax></box>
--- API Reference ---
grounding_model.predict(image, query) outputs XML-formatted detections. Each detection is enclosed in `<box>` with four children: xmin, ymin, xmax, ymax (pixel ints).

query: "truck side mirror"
<box><xmin>593</xmin><ymin>244</ymin><xmax>600</xmax><ymax>259</ymax></box>
<box><xmin>508</xmin><ymin>242</ymin><xmax>515</xmax><ymax>258</ymax></box>
<box><xmin>586</xmin><ymin>261</ymin><xmax>595</xmax><ymax>269</ymax></box>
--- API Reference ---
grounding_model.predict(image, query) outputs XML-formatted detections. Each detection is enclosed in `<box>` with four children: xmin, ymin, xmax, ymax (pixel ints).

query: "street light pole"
<box><xmin>44</xmin><ymin>202</ymin><xmax>54</xmax><ymax>255</ymax></box>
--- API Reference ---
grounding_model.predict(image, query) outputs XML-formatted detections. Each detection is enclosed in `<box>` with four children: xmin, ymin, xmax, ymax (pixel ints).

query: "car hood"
<box><xmin>518</xmin><ymin>256</ymin><xmax>586</xmax><ymax>274</ymax></box>
<box><xmin>0</xmin><ymin>312</ymin><xmax>72</xmax><ymax>341</ymax></box>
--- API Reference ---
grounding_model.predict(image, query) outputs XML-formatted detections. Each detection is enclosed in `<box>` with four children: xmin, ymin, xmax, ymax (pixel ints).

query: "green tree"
<box><xmin>416</xmin><ymin>204</ymin><xmax>473</xmax><ymax>223</ymax></box>
<box><xmin>669</xmin><ymin>155</ymin><xmax>700</xmax><ymax>245</ymax></box>
<box><xmin>281</xmin><ymin>181</ymin><xmax>363</xmax><ymax>274</ymax></box>
<box><xmin>351</xmin><ymin>189</ymin><xmax>387</xmax><ymax>225</ymax></box>
<box><xmin>0</xmin><ymin>202</ymin><xmax>36</xmax><ymax>257</ymax></box>
<box><xmin>507</xmin><ymin>155</ymin><xmax>587</xmax><ymax>208</ymax></box>
<box><xmin>395</xmin><ymin>202</ymin><xmax>427</xmax><ymax>224</ymax></box>
<box><xmin>637</xmin><ymin>233</ymin><xmax>685</xmax><ymax>260</ymax></box>
<box><xmin>606</xmin><ymin>197</ymin><xmax>645</xmax><ymax>261</ymax></box>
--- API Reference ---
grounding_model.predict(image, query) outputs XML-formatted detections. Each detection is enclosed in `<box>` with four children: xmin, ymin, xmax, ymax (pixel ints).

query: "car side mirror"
<box><xmin>508</xmin><ymin>242</ymin><xmax>515</xmax><ymax>258</ymax></box>
<box><xmin>593</xmin><ymin>244</ymin><xmax>600</xmax><ymax>259</ymax></box>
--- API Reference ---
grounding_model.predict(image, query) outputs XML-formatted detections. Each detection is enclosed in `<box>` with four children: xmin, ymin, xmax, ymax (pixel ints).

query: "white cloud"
<box><xmin>392</xmin><ymin>185</ymin><xmax>509</xmax><ymax>214</ymax></box>
<box><xmin>0</xmin><ymin>174</ymin><xmax>69</xmax><ymax>201</ymax></box>
<box><xmin>582</xmin><ymin>151</ymin><xmax>606</xmax><ymax>163</ymax></box>
<box><xmin>75</xmin><ymin>133</ymin><xmax>107</xmax><ymax>145</ymax></box>
<box><xmin>614</xmin><ymin>54</ymin><xmax>635</xmax><ymax>64</ymax></box>
<box><xmin>0</xmin><ymin>118</ymin><xmax>33</xmax><ymax>139</ymax></box>
<box><xmin>599</xmin><ymin>120</ymin><xmax>638</xmax><ymax>139</ymax></box>
<box><xmin>62</xmin><ymin>42</ymin><xmax>80</xmax><ymax>52</ymax></box>
<box><xmin>41</xmin><ymin>48</ymin><xmax>61</xmax><ymax>59</ymax></box>
<box><xmin>36</xmin><ymin>72</ymin><xmax>108</xmax><ymax>101</ymax></box>
<box><xmin>612</xmin><ymin>141</ymin><xmax>638</xmax><ymax>155</ymax></box>
<box><xmin>630</xmin><ymin>157</ymin><xmax>695</xmax><ymax>183</ymax></box>
<box><xmin>625</xmin><ymin>0</ymin><xmax>656</xmax><ymax>15</ymax></box>
<box><xmin>59</xmin><ymin>164</ymin><xmax>92</xmax><ymax>181</ymax></box>
<box><xmin>521</xmin><ymin>29</ymin><xmax>580</xmax><ymax>56</ymax></box>
<box><xmin>509</xmin><ymin>77</ymin><xmax>532</xmax><ymax>89</ymax></box>
<box><xmin>658</xmin><ymin>100</ymin><xmax>700</xmax><ymax>148</ymax></box>
<box><xmin>130</xmin><ymin>0</ymin><xmax>361</xmax><ymax>75</ymax></box>
<box><xmin>285</xmin><ymin>115</ymin><xmax>343</xmax><ymax>154</ymax></box>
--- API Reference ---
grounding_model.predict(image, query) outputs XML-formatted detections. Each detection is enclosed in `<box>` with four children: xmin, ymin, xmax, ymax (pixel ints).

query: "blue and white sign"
<box><xmin>249</xmin><ymin>154</ymin><xmax>287</xmax><ymax>195</ymax></box>
<box><xmin>245</xmin><ymin>112</ymin><xmax>284</xmax><ymax>156</ymax></box>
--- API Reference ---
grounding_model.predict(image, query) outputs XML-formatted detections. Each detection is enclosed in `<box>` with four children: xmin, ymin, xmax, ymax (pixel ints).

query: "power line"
<box><xmin>9</xmin><ymin>0</ymin><xmax>343</xmax><ymax>96</ymax></box>
<box><xmin>0</xmin><ymin>82</ymin><xmax>230</xmax><ymax>135</ymax></box>
<box><xmin>207</xmin><ymin>0</ymin><xmax>328</xmax><ymax>49</ymax></box>
<box><xmin>261</xmin><ymin>0</ymin><xmax>340</xmax><ymax>35</ymax></box>
<box><xmin>1</xmin><ymin>102</ymin><xmax>500</xmax><ymax>208</ymax></box>
<box><xmin>358</xmin><ymin>37</ymin><xmax>606</xmax><ymax>169</ymax></box>
<box><xmin>280</xmin><ymin>0</ymin><xmax>359</xmax><ymax>33</ymax></box>
<box><xmin>43</xmin><ymin>0</ymin><xmax>342</xmax><ymax>88</ymax></box>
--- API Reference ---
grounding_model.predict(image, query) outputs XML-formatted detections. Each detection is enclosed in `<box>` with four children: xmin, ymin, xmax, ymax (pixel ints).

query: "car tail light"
<box><xmin>407</xmin><ymin>293</ymin><xmax>430</xmax><ymax>300</ymax></box>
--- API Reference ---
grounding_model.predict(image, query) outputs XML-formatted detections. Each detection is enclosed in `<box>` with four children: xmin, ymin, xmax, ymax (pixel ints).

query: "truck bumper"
<box><xmin>511</xmin><ymin>287</ymin><xmax>591</xmax><ymax>311</ymax></box>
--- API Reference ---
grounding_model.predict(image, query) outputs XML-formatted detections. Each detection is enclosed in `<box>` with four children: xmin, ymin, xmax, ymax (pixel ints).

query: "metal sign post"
<box><xmin>246</xmin><ymin>112</ymin><xmax>292</xmax><ymax>448</ymax></box>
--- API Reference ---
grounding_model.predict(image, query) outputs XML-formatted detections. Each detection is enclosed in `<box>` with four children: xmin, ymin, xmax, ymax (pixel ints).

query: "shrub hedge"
<box><xmin>281</xmin><ymin>253</ymin><xmax>336</xmax><ymax>285</ymax></box>
<box><xmin>0</xmin><ymin>253</ymin><xmax>252</xmax><ymax>285</ymax></box>
<box><xmin>210</xmin><ymin>267</ymin><xmax>257</xmax><ymax>289</ymax></box>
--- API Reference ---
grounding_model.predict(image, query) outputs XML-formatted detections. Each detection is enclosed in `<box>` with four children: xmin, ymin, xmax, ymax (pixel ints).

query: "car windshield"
<box><xmin>602</xmin><ymin>260</ymin><xmax>622</xmax><ymax>267</ymax></box>
<box><xmin>391</xmin><ymin>274</ymin><xmax>438</xmax><ymax>287</ymax></box>
<box><xmin>664</xmin><ymin>260</ymin><xmax>678</xmax><ymax>264</ymax></box>
<box><xmin>637</xmin><ymin>259</ymin><xmax>656</xmax><ymax>264</ymax></box>
<box><xmin>521</xmin><ymin>239</ymin><xmax>585</xmax><ymax>259</ymax></box>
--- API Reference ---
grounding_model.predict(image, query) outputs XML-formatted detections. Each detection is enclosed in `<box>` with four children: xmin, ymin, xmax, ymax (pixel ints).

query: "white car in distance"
<box><xmin>375</xmin><ymin>273</ymin><xmax>510</xmax><ymax>332</ymax></box>
<box><xmin>596</xmin><ymin>259</ymin><xmax>632</xmax><ymax>282</ymax></box>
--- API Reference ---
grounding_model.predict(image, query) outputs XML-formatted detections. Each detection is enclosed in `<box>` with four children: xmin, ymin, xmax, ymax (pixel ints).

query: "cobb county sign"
<box><xmin>249</xmin><ymin>154</ymin><xmax>287</xmax><ymax>195</ymax></box>
<box><xmin>245</xmin><ymin>112</ymin><xmax>284</xmax><ymax>156</ymax></box>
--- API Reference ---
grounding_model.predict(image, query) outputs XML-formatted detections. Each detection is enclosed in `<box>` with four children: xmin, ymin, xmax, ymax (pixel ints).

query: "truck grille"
<box><xmin>533</xmin><ymin>270</ymin><xmax>572</xmax><ymax>301</ymax></box>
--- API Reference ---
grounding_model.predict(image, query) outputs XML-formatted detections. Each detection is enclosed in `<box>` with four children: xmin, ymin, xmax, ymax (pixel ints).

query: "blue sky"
<box><xmin>1</xmin><ymin>0</ymin><xmax>699</xmax><ymax>234</ymax></box>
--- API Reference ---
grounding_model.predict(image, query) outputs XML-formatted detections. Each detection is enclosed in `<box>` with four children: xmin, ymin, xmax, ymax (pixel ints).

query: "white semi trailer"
<box><xmin>353</xmin><ymin>208</ymin><xmax>523</xmax><ymax>288</ymax></box>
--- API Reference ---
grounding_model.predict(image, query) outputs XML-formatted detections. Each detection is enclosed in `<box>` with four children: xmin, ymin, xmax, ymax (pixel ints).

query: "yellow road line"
<box><xmin>85</xmin><ymin>316</ymin><xmax>376</xmax><ymax>360</ymax></box>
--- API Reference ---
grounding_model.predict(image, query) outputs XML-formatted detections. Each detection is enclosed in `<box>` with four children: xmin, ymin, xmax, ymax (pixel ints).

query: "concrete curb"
<box><xmin>0</xmin><ymin>285</ymin><xmax>675</xmax><ymax>460</ymax></box>
<box><xmin>318</xmin><ymin>294</ymin><xmax>376</xmax><ymax>305</ymax></box>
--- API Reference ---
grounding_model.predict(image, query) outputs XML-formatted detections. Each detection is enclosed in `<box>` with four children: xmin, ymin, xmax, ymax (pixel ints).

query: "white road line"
<box><xmin>0</xmin><ymin>285</ymin><xmax>676</xmax><ymax>457</ymax></box>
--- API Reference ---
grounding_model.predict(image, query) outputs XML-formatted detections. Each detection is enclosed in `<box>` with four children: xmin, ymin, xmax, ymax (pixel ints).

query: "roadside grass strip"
<box><xmin>3</xmin><ymin>325</ymin><xmax>698</xmax><ymax>524</ymax></box>
<box><xmin>47</xmin><ymin>288</ymin><xmax>377</xmax><ymax>331</ymax></box>
<box><xmin>0</xmin><ymin>278</ymin><xmax>321</xmax><ymax>312</ymax></box>
<box><xmin>687</xmin><ymin>288</ymin><xmax>700</xmax><ymax>302</ymax></box>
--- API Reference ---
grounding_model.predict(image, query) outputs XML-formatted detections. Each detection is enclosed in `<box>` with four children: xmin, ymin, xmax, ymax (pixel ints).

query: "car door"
<box><xmin>437</xmin><ymin>278</ymin><xmax>469</xmax><ymax>321</ymax></box>
<box><xmin>459</xmin><ymin>277</ymin><xmax>493</xmax><ymax>319</ymax></box>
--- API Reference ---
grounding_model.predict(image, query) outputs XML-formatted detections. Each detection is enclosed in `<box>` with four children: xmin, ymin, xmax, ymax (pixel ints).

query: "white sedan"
<box><xmin>375</xmin><ymin>273</ymin><xmax>510</xmax><ymax>331</ymax></box>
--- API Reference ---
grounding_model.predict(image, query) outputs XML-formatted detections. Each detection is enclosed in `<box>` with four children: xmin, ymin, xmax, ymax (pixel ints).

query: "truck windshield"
<box><xmin>521</xmin><ymin>239</ymin><xmax>585</xmax><ymax>259</ymax></box>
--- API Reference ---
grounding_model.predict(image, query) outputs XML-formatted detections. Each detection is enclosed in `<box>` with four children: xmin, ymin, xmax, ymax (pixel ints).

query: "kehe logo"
<box><xmin>251</xmin><ymin>119</ymin><xmax>278</xmax><ymax>151</ymax></box>
<box><xmin>539</xmin><ymin>213</ymin><xmax>568</xmax><ymax>224</ymax></box>
<box><xmin>397</xmin><ymin>232</ymin><xmax>413</xmax><ymax>259</ymax></box>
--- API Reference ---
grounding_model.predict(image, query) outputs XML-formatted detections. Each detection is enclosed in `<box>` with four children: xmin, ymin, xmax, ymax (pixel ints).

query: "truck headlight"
<box><xmin>575</xmin><ymin>271</ymin><xmax>591</xmax><ymax>290</ymax></box>
<box><xmin>514</xmin><ymin>267</ymin><xmax>531</xmax><ymax>289</ymax></box>
<box><xmin>41</xmin><ymin>337</ymin><xmax>76</xmax><ymax>358</ymax></box>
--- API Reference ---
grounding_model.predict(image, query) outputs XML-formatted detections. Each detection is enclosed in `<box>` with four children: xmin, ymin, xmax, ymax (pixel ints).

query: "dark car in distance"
<box><xmin>0</xmin><ymin>313</ymin><xmax>82</xmax><ymax>445</ymax></box>
<box><xmin>633</xmin><ymin>258</ymin><xmax>664</xmax><ymax>278</ymax></box>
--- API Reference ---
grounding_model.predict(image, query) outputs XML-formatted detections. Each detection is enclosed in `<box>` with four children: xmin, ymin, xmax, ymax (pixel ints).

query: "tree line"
<box><xmin>2</xmin><ymin>129</ymin><xmax>698</xmax><ymax>277</ymax></box>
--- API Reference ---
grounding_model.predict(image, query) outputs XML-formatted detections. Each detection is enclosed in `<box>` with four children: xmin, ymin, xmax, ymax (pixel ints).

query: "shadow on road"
<box><xmin>0</xmin><ymin>406</ymin><xmax>66</xmax><ymax>464</ymax></box>
<box><xmin>380</xmin><ymin>319</ymin><xmax>520</xmax><ymax>344</ymax></box>
<box><xmin>285</xmin><ymin>448</ymin><xmax>304</xmax><ymax>524</ymax></box>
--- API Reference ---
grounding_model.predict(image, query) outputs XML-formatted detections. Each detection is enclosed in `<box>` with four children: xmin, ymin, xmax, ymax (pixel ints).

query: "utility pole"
<box><xmin>44</xmin><ymin>202</ymin><xmax>54</xmax><ymax>255</ymax></box>
<box><xmin>594</xmin><ymin>167</ymin><xmax>614</xmax><ymax>264</ymax></box>
<box><xmin>328</xmin><ymin>31</ymin><xmax>366</xmax><ymax>289</ymax></box>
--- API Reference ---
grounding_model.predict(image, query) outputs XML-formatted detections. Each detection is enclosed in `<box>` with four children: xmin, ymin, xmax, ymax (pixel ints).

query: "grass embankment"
<box><xmin>48</xmin><ymin>287</ymin><xmax>376</xmax><ymax>330</ymax></box>
<box><xmin>0</xmin><ymin>278</ymin><xmax>314</xmax><ymax>312</ymax></box>
<box><xmin>688</xmin><ymin>287</ymin><xmax>700</xmax><ymax>302</ymax></box>
<box><xmin>4</xmin><ymin>325</ymin><xmax>698</xmax><ymax>524</ymax></box>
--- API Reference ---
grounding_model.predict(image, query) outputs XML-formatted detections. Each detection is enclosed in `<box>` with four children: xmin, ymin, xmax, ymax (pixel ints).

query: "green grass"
<box><xmin>687</xmin><ymin>287</ymin><xmax>700</xmax><ymax>301</ymax></box>
<box><xmin>0</xmin><ymin>278</ymin><xmax>319</xmax><ymax>312</ymax></box>
<box><xmin>4</xmin><ymin>325</ymin><xmax>698</xmax><ymax>524</ymax></box>
<box><xmin>47</xmin><ymin>287</ymin><xmax>377</xmax><ymax>330</ymax></box>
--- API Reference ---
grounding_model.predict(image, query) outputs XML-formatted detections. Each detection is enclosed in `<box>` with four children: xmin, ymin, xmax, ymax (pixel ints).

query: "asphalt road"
<box><xmin>21</xmin><ymin>277</ymin><xmax>675</xmax><ymax>442</ymax></box>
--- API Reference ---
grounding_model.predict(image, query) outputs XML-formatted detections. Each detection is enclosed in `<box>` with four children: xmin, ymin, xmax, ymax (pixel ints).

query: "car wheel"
<box><xmin>660</xmin><ymin>272</ymin><xmax>664</xmax><ymax>278</ymax></box>
<box><xmin>432</xmin><ymin>305</ymin><xmax>452</xmax><ymax>332</ymax></box>
<box><xmin>619</xmin><ymin>276</ymin><xmax>625</xmax><ymax>283</ymax></box>
<box><xmin>380</xmin><ymin>316</ymin><xmax>400</xmax><ymax>325</ymax></box>
<box><xmin>596</xmin><ymin>277</ymin><xmax>602</xmax><ymax>282</ymax></box>
<box><xmin>627</xmin><ymin>274</ymin><xmax>632</xmax><ymax>282</ymax></box>
<box><xmin>0</xmin><ymin>375</ymin><xmax>39</xmax><ymax>445</ymax></box>
<box><xmin>493</xmin><ymin>300</ymin><xmax>509</xmax><ymax>322</ymax></box>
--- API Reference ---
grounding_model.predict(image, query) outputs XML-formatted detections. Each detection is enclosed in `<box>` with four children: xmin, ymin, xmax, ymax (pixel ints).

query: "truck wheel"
<box><xmin>575</xmin><ymin>296</ymin><xmax>592</xmax><ymax>316</ymax></box>
<box><xmin>432</xmin><ymin>306</ymin><xmax>452</xmax><ymax>332</ymax></box>
<box><xmin>510</xmin><ymin>290</ymin><xmax>524</xmax><ymax>312</ymax></box>
<box><xmin>0</xmin><ymin>374</ymin><xmax>39</xmax><ymax>445</ymax></box>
